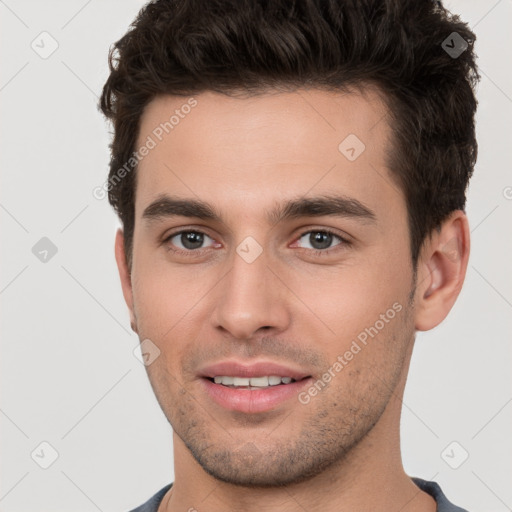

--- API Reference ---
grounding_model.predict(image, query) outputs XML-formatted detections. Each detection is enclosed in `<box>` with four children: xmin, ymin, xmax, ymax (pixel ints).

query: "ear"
<box><xmin>414</xmin><ymin>210</ymin><xmax>470</xmax><ymax>331</ymax></box>
<box><xmin>114</xmin><ymin>229</ymin><xmax>138</xmax><ymax>334</ymax></box>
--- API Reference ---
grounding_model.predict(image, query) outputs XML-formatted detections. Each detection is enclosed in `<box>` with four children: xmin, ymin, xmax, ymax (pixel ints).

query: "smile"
<box><xmin>211</xmin><ymin>375</ymin><xmax>296</xmax><ymax>388</ymax></box>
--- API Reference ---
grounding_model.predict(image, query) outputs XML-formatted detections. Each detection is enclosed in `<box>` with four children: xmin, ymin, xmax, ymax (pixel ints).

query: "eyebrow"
<box><xmin>142</xmin><ymin>194</ymin><xmax>377</xmax><ymax>226</ymax></box>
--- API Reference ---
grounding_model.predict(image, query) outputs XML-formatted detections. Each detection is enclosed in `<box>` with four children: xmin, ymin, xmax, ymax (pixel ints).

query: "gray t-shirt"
<box><xmin>128</xmin><ymin>477</ymin><xmax>469</xmax><ymax>511</ymax></box>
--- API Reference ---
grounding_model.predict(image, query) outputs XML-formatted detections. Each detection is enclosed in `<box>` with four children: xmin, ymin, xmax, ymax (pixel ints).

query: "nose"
<box><xmin>211</xmin><ymin>247</ymin><xmax>291</xmax><ymax>340</ymax></box>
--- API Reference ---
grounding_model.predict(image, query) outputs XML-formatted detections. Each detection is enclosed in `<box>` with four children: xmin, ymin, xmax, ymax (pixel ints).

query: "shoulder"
<box><xmin>127</xmin><ymin>483</ymin><xmax>173</xmax><ymax>512</ymax></box>
<box><xmin>412</xmin><ymin>477</ymin><xmax>470</xmax><ymax>512</ymax></box>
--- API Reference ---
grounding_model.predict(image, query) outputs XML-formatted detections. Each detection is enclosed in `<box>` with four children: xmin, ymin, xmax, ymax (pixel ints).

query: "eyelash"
<box><xmin>162</xmin><ymin>228</ymin><xmax>352</xmax><ymax>258</ymax></box>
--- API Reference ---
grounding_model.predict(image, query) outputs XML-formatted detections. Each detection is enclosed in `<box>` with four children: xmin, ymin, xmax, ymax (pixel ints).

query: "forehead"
<box><xmin>134</xmin><ymin>88</ymin><xmax>403</xmax><ymax>225</ymax></box>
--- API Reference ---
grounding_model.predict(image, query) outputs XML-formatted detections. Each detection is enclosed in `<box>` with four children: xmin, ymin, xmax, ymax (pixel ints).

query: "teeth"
<box><xmin>214</xmin><ymin>376</ymin><xmax>233</xmax><ymax>385</ymax></box>
<box><xmin>233</xmin><ymin>377</ymin><xmax>250</xmax><ymax>387</ymax></box>
<box><xmin>248</xmin><ymin>376</ymin><xmax>269</xmax><ymax>387</ymax></box>
<box><xmin>212</xmin><ymin>375</ymin><xmax>296</xmax><ymax>387</ymax></box>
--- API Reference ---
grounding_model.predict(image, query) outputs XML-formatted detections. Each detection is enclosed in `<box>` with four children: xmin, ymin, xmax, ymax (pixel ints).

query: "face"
<box><xmin>123</xmin><ymin>88</ymin><xmax>418</xmax><ymax>486</ymax></box>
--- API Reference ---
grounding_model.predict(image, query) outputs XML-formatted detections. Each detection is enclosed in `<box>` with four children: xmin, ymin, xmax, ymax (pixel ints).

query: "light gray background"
<box><xmin>1</xmin><ymin>1</ymin><xmax>511</xmax><ymax>511</ymax></box>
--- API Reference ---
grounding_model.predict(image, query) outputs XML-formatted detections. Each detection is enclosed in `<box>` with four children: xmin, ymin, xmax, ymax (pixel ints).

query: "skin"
<box><xmin>114</xmin><ymin>88</ymin><xmax>470</xmax><ymax>512</ymax></box>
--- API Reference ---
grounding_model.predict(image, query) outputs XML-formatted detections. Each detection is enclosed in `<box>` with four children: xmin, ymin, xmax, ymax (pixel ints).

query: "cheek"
<box><xmin>131</xmin><ymin>251</ymin><xmax>215</xmax><ymax>341</ymax></box>
<box><xmin>131</xmin><ymin>252</ymin><xmax>176</xmax><ymax>334</ymax></box>
<box><xmin>131</xmin><ymin>264</ymin><xmax>201</xmax><ymax>389</ymax></box>
<box><xmin>289</xmin><ymin>251</ymin><xmax>410</xmax><ymax>339</ymax></box>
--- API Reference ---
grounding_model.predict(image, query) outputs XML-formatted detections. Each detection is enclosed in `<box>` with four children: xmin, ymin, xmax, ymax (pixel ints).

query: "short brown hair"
<box><xmin>99</xmin><ymin>0</ymin><xmax>479</xmax><ymax>270</ymax></box>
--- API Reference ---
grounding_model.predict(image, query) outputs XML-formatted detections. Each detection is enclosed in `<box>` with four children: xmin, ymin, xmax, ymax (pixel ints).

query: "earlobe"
<box><xmin>414</xmin><ymin>211</ymin><xmax>470</xmax><ymax>331</ymax></box>
<box><xmin>114</xmin><ymin>229</ymin><xmax>138</xmax><ymax>334</ymax></box>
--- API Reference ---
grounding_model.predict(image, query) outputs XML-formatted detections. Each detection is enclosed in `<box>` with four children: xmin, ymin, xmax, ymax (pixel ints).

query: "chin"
<box><xmin>183</xmin><ymin>435</ymin><xmax>349</xmax><ymax>488</ymax></box>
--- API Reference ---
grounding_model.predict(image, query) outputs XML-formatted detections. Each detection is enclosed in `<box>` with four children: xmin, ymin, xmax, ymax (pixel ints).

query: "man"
<box><xmin>99</xmin><ymin>0</ymin><xmax>479</xmax><ymax>510</ymax></box>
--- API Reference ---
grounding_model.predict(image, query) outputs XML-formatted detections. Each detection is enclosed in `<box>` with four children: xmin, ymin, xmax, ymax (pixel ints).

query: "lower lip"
<box><xmin>200</xmin><ymin>378</ymin><xmax>312</xmax><ymax>413</ymax></box>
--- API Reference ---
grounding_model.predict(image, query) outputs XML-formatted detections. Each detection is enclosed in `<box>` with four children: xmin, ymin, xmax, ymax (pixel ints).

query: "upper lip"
<box><xmin>198</xmin><ymin>360</ymin><xmax>311</xmax><ymax>380</ymax></box>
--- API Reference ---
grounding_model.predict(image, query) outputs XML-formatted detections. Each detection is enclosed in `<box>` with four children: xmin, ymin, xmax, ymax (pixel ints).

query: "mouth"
<box><xmin>206</xmin><ymin>375</ymin><xmax>302</xmax><ymax>389</ymax></box>
<box><xmin>198</xmin><ymin>361</ymin><xmax>313</xmax><ymax>413</ymax></box>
